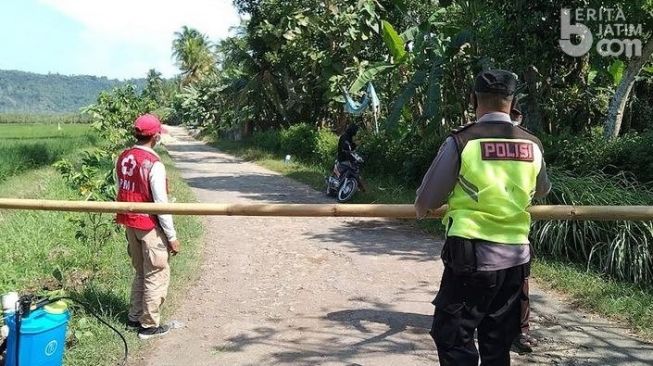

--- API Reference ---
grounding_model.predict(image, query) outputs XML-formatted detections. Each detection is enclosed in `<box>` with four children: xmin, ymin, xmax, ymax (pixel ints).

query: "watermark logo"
<box><xmin>560</xmin><ymin>7</ymin><xmax>643</xmax><ymax>58</ymax></box>
<box><xmin>45</xmin><ymin>340</ymin><xmax>58</xmax><ymax>356</ymax></box>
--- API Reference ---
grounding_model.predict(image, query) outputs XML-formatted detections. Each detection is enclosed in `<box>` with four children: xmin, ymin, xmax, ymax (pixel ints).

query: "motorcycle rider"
<box><xmin>335</xmin><ymin>124</ymin><xmax>365</xmax><ymax>192</ymax></box>
<box><xmin>337</xmin><ymin>124</ymin><xmax>360</xmax><ymax>165</ymax></box>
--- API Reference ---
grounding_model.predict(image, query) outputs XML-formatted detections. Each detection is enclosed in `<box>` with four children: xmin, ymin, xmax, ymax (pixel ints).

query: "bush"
<box><xmin>245</xmin><ymin>126</ymin><xmax>337</xmax><ymax>168</ymax></box>
<box><xmin>233</xmin><ymin>125</ymin><xmax>446</xmax><ymax>183</ymax></box>
<box><xmin>251</xmin><ymin>129</ymin><xmax>282</xmax><ymax>153</ymax></box>
<box><xmin>359</xmin><ymin>132</ymin><xmax>396</xmax><ymax>178</ymax></box>
<box><xmin>279</xmin><ymin>123</ymin><xmax>318</xmax><ymax>161</ymax></box>
<box><xmin>401</xmin><ymin>135</ymin><xmax>444</xmax><ymax>186</ymax></box>
<box><xmin>541</xmin><ymin>133</ymin><xmax>610</xmax><ymax>174</ymax></box>
<box><xmin>313</xmin><ymin>129</ymin><xmax>338</xmax><ymax>169</ymax></box>
<box><xmin>542</xmin><ymin>132</ymin><xmax>653</xmax><ymax>183</ymax></box>
<box><xmin>533</xmin><ymin>169</ymin><xmax>653</xmax><ymax>284</ymax></box>
<box><xmin>605</xmin><ymin>132</ymin><xmax>653</xmax><ymax>183</ymax></box>
<box><xmin>152</xmin><ymin>106</ymin><xmax>173</xmax><ymax>124</ymax></box>
<box><xmin>359</xmin><ymin>130</ymin><xmax>445</xmax><ymax>186</ymax></box>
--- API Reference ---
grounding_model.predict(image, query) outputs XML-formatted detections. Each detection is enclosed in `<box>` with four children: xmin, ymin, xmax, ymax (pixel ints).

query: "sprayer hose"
<box><xmin>58</xmin><ymin>297</ymin><xmax>129</xmax><ymax>366</ymax></box>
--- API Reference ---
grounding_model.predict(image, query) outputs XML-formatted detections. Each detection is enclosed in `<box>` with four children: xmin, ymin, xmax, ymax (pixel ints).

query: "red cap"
<box><xmin>134</xmin><ymin>114</ymin><xmax>166</xmax><ymax>136</ymax></box>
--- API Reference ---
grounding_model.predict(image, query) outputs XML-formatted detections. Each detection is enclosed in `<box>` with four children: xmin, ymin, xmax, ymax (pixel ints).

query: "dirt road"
<box><xmin>141</xmin><ymin>126</ymin><xmax>653</xmax><ymax>365</ymax></box>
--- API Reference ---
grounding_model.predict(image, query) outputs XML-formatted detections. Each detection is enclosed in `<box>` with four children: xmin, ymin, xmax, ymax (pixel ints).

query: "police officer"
<box><xmin>511</xmin><ymin>104</ymin><xmax>539</xmax><ymax>354</ymax></box>
<box><xmin>415</xmin><ymin>69</ymin><xmax>551</xmax><ymax>365</ymax></box>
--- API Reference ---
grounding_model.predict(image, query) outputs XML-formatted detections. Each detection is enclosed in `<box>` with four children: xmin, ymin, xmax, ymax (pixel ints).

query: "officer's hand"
<box><xmin>168</xmin><ymin>239</ymin><xmax>181</xmax><ymax>256</ymax></box>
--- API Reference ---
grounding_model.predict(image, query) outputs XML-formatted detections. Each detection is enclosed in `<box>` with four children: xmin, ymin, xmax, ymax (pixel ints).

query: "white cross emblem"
<box><xmin>120</xmin><ymin>155</ymin><xmax>137</xmax><ymax>177</ymax></box>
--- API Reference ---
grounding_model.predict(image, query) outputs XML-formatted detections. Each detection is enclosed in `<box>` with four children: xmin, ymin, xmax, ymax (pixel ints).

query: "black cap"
<box><xmin>473</xmin><ymin>69</ymin><xmax>517</xmax><ymax>96</ymax></box>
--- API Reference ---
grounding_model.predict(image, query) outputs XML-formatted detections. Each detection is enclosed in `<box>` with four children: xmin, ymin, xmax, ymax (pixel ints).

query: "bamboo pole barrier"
<box><xmin>1</xmin><ymin>198</ymin><xmax>653</xmax><ymax>221</ymax></box>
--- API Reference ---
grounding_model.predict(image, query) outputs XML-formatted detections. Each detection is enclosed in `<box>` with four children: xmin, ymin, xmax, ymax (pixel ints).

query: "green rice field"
<box><xmin>0</xmin><ymin>123</ymin><xmax>97</xmax><ymax>183</ymax></box>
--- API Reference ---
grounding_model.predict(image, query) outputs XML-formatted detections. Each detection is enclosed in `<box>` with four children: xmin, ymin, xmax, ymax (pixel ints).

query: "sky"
<box><xmin>0</xmin><ymin>0</ymin><xmax>241</xmax><ymax>79</ymax></box>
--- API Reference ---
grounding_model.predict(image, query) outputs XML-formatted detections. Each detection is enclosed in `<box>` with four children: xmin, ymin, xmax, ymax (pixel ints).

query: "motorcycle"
<box><xmin>325</xmin><ymin>151</ymin><xmax>365</xmax><ymax>203</ymax></box>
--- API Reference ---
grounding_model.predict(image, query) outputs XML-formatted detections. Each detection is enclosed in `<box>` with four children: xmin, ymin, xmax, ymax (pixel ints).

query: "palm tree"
<box><xmin>172</xmin><ymin>26</ymin><xmax>216</xmax><ymax>86</ymax></box>
<box><xmin>143</xmin><ymin>68</ymin><xmax>164</xmax><ymax>104</ymax></box>
<box><xmin>216</xmin><ymin>32</ymin><xmax>288</xmax><ymax>129</ymax></box>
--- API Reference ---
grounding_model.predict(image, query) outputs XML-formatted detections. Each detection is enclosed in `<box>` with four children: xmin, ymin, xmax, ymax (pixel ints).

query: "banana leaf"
<box><xmin>349</xmin><ymin>62</ymin><xmax>396</xmax><ymax>93</ymax></box>
<box><xmin>385</xmin><ymin>70</ymin><xmax>428</xmax><ymax>130</ymax></box>
<box><xmin>381</xmin><ymin>20</ymin><xmax>407</xmax><ymax>64</ymax></box>
<box><xmin>424</xmin><ymin>59</ymin><xmax>443</xmax><ymax>119</ymax></box>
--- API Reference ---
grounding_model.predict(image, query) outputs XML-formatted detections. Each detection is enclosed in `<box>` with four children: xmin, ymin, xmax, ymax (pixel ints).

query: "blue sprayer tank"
<box><xmin>4</xmin><ymin>302</ymin><xmax>70</xmax><ymax>366</ymax></box>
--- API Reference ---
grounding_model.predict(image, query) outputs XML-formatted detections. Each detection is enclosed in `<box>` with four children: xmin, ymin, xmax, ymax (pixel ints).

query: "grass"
<box><xmin>0</xmin><ymin>124</ymin><xmax>202</xmax><ymax>365</ymax></box>
<box><xmin>0</xmin><ymin>123</ymin><xmax>98</xmax><ymax>183</ymax></box>
<box><xmin>532</xmin><ymin>170</ymin><xmax>653</xmax><ymax>284</ymax></box>
<box><xmin>210</xmin><ymin>136</ymin><xmax>653</xmax><ymax>340</ymax></box>
<box><xmin>533</xmin><ymin>259</ymin><xmax>653</xmax><ymax>339</ymax></box>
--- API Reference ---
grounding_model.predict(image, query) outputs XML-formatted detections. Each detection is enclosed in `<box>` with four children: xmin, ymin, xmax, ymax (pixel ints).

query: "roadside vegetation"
<box><xmin>0</xmin><ymin>124</ymin><xmax>96</xmax><ymax>183</ymax></box>
<box><xmin>0</xmin><ymin>77</ymin><xmax>202</xmax><ymax>365</ymax></box>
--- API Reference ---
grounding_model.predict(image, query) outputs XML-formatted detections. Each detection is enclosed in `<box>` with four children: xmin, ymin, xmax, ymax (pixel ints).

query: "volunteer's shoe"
<box><xmin>138</xmin><ymin>325</ymin><xmax>170</xmax><ymax>340</ymax></box>
<box><xmin>511</xmin><ymin>332</ymin><xmax>537</xmax><ymax>354</ymax></box>
<box><xmin>126</xmin><ymin>319</ymin><xmax>141</xmax><ymax>330</ymax></box>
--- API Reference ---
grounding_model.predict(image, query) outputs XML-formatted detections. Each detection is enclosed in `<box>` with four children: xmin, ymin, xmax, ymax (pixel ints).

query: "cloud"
<box><xmin>40</xmin><ymin>0</ymin><xmax>241</xmax><ymax>79</ymax></box>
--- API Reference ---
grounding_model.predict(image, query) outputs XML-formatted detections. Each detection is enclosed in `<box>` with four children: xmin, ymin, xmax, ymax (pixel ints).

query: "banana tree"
<box><xmin>349</xmin><ymin>9</ymin><xmax>461</xmax><ymax>132</ymax></box>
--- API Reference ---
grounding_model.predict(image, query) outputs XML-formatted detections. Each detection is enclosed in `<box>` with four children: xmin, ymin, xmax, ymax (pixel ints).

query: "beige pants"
<box><xmin>126</xmin><ymin>226</ymin><xmax>170</xmax><ymax>328</ymax></box>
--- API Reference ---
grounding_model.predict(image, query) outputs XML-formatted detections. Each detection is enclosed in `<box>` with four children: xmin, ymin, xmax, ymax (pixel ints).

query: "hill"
<box><xmin>0</xmin><ymin>69</ymin><xmax>146</xmax><ymax>113</ymax></box>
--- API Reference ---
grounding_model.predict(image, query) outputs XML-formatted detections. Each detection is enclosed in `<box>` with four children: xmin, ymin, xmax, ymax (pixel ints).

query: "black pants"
<box><xmin>520</xmin><ymin>278</ymin><xmax>530</xmax><ymax>334</ymax></box>
<box><xmin>431</xmin><ymin>261</ymin><xmax>527</xmax><ymax>366</ymax></box>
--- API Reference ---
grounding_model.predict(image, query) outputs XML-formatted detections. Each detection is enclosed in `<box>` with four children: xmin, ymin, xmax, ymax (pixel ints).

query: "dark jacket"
<box><xmin>337</xmin><ymin>125</ymin><xmax>360</xmax><ymax>163</ymax></box>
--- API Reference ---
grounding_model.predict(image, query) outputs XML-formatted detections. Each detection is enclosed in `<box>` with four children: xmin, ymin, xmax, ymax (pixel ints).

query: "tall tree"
<box><xmin>175</xmin><ymin>0</ymin><xmax>653</xmax><ymax>140</ymax></box>
<box><xmin>172</xmin><ymin>26</ymin><xmax>216</xmax><ymax>86</ymax></box>
<box><xmin>143</xmin><ymin>68</ymin><xmax>165</xmax><ymax>105</ymax></box>
<box><xmin>604</xmin><ymin>36</ymin><xmax>653</xmax><ymax>139</ymax></box>
<box><xmin>599</xmin><ymin>1</ymin><xmax>653</xmax><ymax>139</ymax></box>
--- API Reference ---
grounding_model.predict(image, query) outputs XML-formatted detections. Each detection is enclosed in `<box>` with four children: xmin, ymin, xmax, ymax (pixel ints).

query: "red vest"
<box><xmin>115</xmin><ymin>147</ymin><xmax>160</xmax><ymax>230</ymax></box>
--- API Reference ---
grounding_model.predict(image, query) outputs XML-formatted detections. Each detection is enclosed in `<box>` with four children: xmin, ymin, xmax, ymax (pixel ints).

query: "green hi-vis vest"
<box><xmin>443</xmin><ymin>121</ymin><xmax>544</xmax><ymax>244</ymax></box>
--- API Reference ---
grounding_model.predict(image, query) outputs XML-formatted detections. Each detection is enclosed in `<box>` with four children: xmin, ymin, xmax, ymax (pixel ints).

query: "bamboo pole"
<box><xmin>1</xmin><ymin>198</ymin><xmax>653</xmax><ymax>221</ymax></box>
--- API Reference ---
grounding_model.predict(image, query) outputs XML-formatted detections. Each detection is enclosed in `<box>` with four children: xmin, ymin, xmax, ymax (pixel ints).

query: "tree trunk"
<box><xmin>604</xmin><ymin>36</ymin><xmax>653</xmax><ymax>140</ymax></box>
<box><xmin>241</xmin><ymin>120</ymin><xmax>254</xmax><ymax>138</ymax></box>
<box><xmin>522</xmin><ymin>65</ymin><xmax>544</xmax><ymax>133</ymax></box>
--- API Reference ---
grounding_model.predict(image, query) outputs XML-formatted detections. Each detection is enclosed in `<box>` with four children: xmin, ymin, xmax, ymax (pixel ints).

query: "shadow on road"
<box><xmin>326</xmin><ymin>308</ymin><xmax>432</xmax><ymax>345</ymax></box>
<box><xmin>308</xmin><ymin>220</ymin><xmax>442</xmax><ymax>263</ymax></box>
<box><xmin>217</xmin><ymin>307</ymin><xmax>435</xmax><ymax>366</ymax></box>
<box><xmin>168</xmin><ymin>141</ymin><xmax>243</xmax><ymax>165</ymax></box>
<box><xmin>184</xmin><ymin>174</ymin><xmax>326</xmax><ymax>204</ymax></box>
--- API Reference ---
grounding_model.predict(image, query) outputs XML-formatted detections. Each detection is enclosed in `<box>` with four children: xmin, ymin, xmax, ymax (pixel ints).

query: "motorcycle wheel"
<box><xmin>325</xmin><ymin>177</ymin><xmax>337</xmax><ymax>197</ymax></box>
<box><xmin>337</xmin><ymin>178</ymin><xmax>358</xmax><ymax>203</ymax></box>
